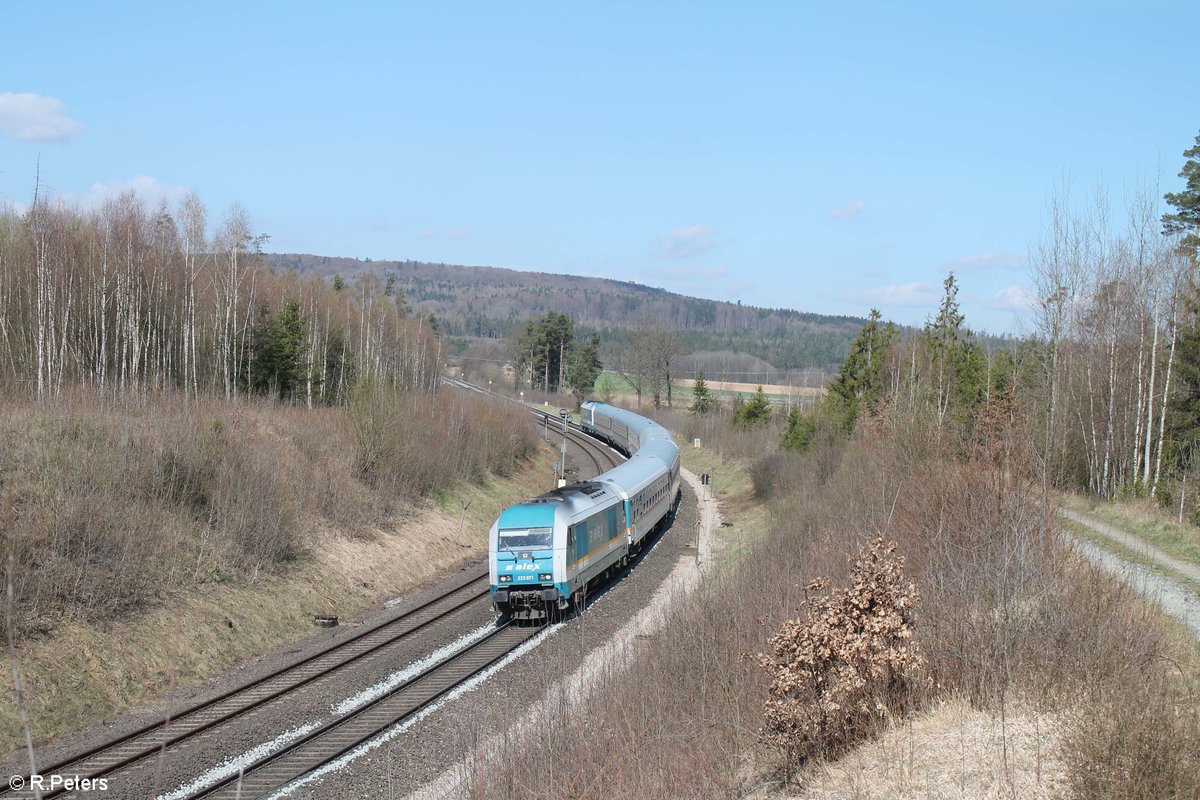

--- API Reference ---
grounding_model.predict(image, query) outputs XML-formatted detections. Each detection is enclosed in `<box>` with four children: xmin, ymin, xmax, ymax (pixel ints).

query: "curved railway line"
<box><xmin>443</xmin><ymin>377</ymin><xmax>621</xmax><ymax>479</ymax></box>
<box><xmin>13</xmin><ymin>386</ymin><xmax>624</xmax><ymax>799</ymax></box>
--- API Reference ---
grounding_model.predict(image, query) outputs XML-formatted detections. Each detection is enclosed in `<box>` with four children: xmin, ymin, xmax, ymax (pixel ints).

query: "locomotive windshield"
<box><xmin>498</xmin><ymin>526</ymin><xmax>553</xmax><ymax>550</ymax></box>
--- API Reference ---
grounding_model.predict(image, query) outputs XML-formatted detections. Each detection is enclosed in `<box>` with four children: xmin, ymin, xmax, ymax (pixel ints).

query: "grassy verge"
<box><xmin>679</xmin><ymin>438</ymin><xmax>771</xmax><ymax>560</ymax></box>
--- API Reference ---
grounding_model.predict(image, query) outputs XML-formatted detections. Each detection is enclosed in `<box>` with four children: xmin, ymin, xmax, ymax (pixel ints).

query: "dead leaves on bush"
<box><xmin>759</xmin><ymin>536</ymin><xmax>923</xmax><ymax>769</ymax></box>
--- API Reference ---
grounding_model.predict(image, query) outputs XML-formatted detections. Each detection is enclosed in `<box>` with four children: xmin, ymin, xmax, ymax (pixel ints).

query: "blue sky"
<box><xmin>1</xmin><ymin>1</ymin><xmax>1195</xmax><ymax>335</ymax></box>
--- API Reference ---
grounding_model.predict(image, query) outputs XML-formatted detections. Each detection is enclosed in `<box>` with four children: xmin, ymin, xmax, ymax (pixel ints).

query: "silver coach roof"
<box><xmin>584</xmin><ymin>402</ymin><xmax>674</xmax><ymax>444</ymax></box>
<box><xmin>598</xmin><ymin>441</ymin><xmax>679</xmax><ymax>496</ymax></box>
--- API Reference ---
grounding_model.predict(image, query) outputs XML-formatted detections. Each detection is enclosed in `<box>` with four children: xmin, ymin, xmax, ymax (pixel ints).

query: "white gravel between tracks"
<box><xmin>330</xmin><ymin>623</ymin><xmax>497</xmax><ymax>717</ymax></box>
<box><xmin>157</xmin><ymin>721</ymin><xmax>324</xmax><ymax>800</ymax></box>
<box><xmin>154</xmin><ymin>622</ymin><xmax>519</xmax><ymax>800</ymax></box>
<box><xmin>263</xmin><ymin>625</ymin><xmax>568</xmax><ymax>800</ymax></box>
<box><xmin>408</xmin><ymin>467</ymin><xmax>722</xmax><ymax>800</ymax></box>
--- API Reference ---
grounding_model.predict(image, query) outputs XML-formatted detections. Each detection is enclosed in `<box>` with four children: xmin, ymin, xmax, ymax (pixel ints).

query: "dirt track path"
<box><xmin>1062</xmin><ymin>509</ymin><xmax>1200</xmax><ymax>583</ymax></box>
<box><xmin>1063</xmin><ymin>509</ymin><xmax>1200</xmax><ymax>638</ymax></box>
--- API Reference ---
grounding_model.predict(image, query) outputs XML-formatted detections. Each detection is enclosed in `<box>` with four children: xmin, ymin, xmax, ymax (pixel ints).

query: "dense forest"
<box><xmin>264</xmin><ymin>253</ymin><xmax>868</xmax><ymax>371</ymax></box>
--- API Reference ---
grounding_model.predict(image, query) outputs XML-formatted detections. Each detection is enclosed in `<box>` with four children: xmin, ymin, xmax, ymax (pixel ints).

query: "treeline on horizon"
<box><xmin>264</xmin><ymin>252</ymin><xmax>876</xmax><ymax>372</ymax></box>
<box><xmin>0</xmin><ymin>193</ymin><xmax>441</xmax><ymax>403</ymax></box>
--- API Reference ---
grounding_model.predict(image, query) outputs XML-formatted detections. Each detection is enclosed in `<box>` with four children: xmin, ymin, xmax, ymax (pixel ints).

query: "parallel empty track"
<box><xmin>186</xmin><ymin>623</ymin><xmax>541</xmax><ymax>798</ymax></box>
<box><xmin>9</xmin><ymin>570</ymin><xmax>490</xmax><ymax>799</ymax></box>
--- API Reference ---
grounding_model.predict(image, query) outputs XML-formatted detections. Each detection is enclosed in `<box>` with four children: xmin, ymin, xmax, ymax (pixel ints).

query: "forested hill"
<box><xmin>263</xmin><ymin>253</ymin><xmax>867</xmax><ymax>371</ymax></box>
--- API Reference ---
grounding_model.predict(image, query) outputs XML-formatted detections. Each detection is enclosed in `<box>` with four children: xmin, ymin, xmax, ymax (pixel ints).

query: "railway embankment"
<box><xmin>0</xmin><ymin>389</ymin><xmax>547</xmax><ymax>762</ymax></box>
<box><xmin>411</xmin><ymin>463</ymin><xmax>725</xmax><ymax>799</ymax></box>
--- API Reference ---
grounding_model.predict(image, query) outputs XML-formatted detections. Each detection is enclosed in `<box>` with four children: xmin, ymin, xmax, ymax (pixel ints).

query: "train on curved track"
<box><xmin>488</xmin><ymin>402</ymin><xmax>681</xmax><ymax>621</ymax></box>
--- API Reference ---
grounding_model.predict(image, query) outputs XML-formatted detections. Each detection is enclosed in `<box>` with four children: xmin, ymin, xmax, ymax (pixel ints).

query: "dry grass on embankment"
<box><xmin>485</xmin><ymin>420</ymin><xmax>1200</xmax><ymax>800</ymax></box>
<box><xmin>0</xmin><ymin>386</ymin><xmax>546</xmax><ymax>754</ymax></box>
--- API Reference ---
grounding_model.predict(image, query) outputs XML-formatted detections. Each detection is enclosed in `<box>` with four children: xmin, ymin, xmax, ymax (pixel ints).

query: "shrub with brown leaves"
<box><xmin>759</xmin><ymin>537</ymin><xmax>923</xmax><ymax>770</ymax></box>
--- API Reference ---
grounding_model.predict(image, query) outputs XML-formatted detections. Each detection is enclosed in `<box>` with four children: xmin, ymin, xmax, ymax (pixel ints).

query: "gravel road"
<box><xmin>1064</xmin><ymin>510</ymin><xmax>1200</xmax><ymax>638</ymax></box>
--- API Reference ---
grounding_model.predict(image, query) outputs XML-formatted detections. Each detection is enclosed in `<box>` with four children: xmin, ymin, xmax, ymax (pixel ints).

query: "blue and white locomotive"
<box><xmin>488</xmin><ymin>402</ymin><xmax>681</xmax><ymax>621</ymax></box>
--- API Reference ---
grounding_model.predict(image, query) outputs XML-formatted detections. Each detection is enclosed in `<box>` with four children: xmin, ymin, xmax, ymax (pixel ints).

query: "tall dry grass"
<box><xmin>0</xmin><ymin>385</ymin><xmax>537</xmax><ymax>640</ymax></box>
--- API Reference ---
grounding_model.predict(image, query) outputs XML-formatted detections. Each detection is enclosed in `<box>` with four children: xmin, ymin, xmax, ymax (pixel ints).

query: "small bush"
<box><xmin>758</xmin><ymin>537</ymin><xmax>924</xmax><ymax>770</ymax></box>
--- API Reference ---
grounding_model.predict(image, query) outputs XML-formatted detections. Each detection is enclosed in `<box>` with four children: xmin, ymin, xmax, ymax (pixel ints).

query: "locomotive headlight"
<box><xmin>498</xmin><ymin>575</ymin><xmax>513</xmax><ymax>583</ymax></box>
<box><xmin>539</xmin><ymin>573</ymin><xmax>553</xmax><ymax>582</ymax></box>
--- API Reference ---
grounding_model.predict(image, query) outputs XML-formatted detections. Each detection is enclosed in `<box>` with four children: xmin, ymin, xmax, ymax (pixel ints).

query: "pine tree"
<box><xmin>690</xmin><ymin>370</ymin><xmax>715</xmax><ymax>414</ymax></box>
<box><xmin>736</xmin><ymin>386</ymin><xmax>773</xmax><ymax>428</ymax></box>
<box><xmin>566</xmin><ymin>334</ymin><xmax>603</xmax><ymax>407</ymax></box>
<box><xmin>1163</xmin><ymin>129</ymin><xmax>1200</xmax><ymax>257</ymax></box>
<box><xmin>514</xmin><ymin>312</ymin><xmax>575</xmax><ymax>392</ymax></box>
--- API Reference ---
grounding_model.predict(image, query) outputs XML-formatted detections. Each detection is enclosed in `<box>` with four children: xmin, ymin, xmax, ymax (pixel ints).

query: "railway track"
<box><xmin>185</xmin><ymin>623</ymin><xmax>541</xmax><ymax>799</ymax></box>
<box><xmin>442</xmin><ymin>375</ymin><xmax>622</xmax><ymax>478</ymax></box>
<box><xmin>7</xmin><ymin>570</ymin><xmax>491</xmax><ymax>799</ymax></box>
<box><xmin>16</xmin><ymin>382</ymin><xmax>624</xmax><ymax>798</ymax></box>
<box><xmin>542</xmin><ymin>413</ymin><xmax>621</xmax><ymax>479</ymax></box>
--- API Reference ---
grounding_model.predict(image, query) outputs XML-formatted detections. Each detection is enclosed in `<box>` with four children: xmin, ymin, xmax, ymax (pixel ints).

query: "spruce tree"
<box><xmin>781</xmin><ymin>407</ymin><xmax>818</xmax><ymax>451</ymax></box>
<box><xmin>690</xmin><ymin>370</ymin><xmax>715</xmax><ymax>414</ymax></box>
<box><xmin>924</xmin><ymin>275</ymin><xmax>987</xmax><ymax>421</ymax></box>
<box><xmin>827</xmin><ymin>308</ymin><xmax>896</xmax><ymax>432</ymax></box>
<box><xmin>736</xmin><ymin>386</ymin><xmax>773</xmax><ymax>428</ymax></box>
<box><xmin>1165</xmin><ymin>298</ymin><xmax>1200</xmax><ymax>471</ymax></box>
<box><xmin>1163</xmin><ymin>129</ymin><xmax>1200</xmax><ymax>257</ymax></box>
<box><xmin>246</xmin><ymin>299</ymin><xmax>307</xmax><ymax>399</ymax></box>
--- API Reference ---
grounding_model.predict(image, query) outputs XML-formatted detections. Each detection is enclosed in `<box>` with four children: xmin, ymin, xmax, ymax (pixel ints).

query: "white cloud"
<box><xmin>656</xmin><ymin>224</ymin><xmax>717</xmax><ymax>259</ymax></box>
<box><xmin>448</xmin><ymin>226</ymin><xmax>471</xmax><ymax>240</ymax></box>
<box><xmin>946</xmin><ymin>252</ymin><xmax>1027</xmax><ymax>272</ymax></box>
<box><xmin>0</xmin><ymin>92</ymin><xmax>84</xmax><ymax>142</ymax></box>
<box><xmin>988</xmin><ymin>284</ymin><xmax>1038</xmax><ymax>311</ymax></box>
<box><xmin>844</xmin><ymin>282</ymin><xmax>938</xmax><ymax>307</ymax></box>
<box><xmin>70</xmin><ymin>175</ymin><xmax>188</xmax><ymax>210</ymax></box>
<box><xmin>2</xmin><ymin>199</ymin><xmax>26</xmax><ymax>216</ymax></box>
<box><xmin>725</xmin><ymin>279</ymin><xmax>754</xmax><ymax>295</ymax></box>
<box><xmin>645</xmin><ymin>265</ymin><xmax>728</xmax><ymax>283</ymax></box>
<box><xmin>828</xmin><ymin>200</ymin><xmax>866</xmax><ymax>220</ymax></box>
